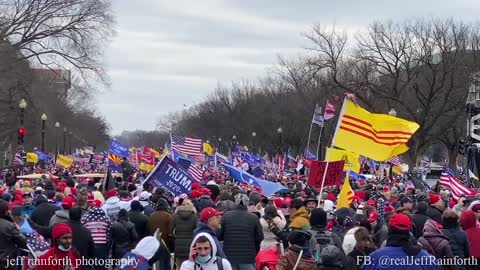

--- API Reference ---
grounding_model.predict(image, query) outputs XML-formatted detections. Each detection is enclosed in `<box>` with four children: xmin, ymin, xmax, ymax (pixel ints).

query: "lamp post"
<box><xmin>41</xmin><ymin>114</ymin><xmax>47</xmax><ymax>152</ymax></box>
<box><xmin>218</xmin><ymin>137</ymin><xmax>222</xmax><ymax>153</ymax></box>
<box><xmin>232</xmin><ymin>135</ymin><xmax>237</xmax><ymax>147</ymax></box>
<box><xmin>277</xmin><ymin>127</ymin><xmax>283</xmax><ymax>154</ymax></box>
<box><xmin>388</xmin><ymin>108</ymin><xmax>396</xmax><ymax>180</ymax></box>
<box><xmin>63</xmin><ymin>128</ymin><xmax>67</xmax><ymax>155</ymax></box>
<box><xmin>251</xmin><ymin>132</ymin><xmax>256</xmax><ymax>153</ymax></box>
<box><xmin>55</xmin><ymin>122</ymin><xmax>60</xmax><ymax>157</ymax></box>
<box><xmin>18</xmin><ymin>99</ymin><xmax>27</xmax><ymax>149</ymax></box>
<box><xmin>69</xmin><ymin>131</ymin><xmax>72</xmax><ymax>155</ymax></box>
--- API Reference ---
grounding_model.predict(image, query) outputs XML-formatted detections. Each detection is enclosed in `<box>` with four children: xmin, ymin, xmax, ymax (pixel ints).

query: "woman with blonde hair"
<box><xmin>92</xmin><ymin>190</ymin><xmax>105</xmax><ymax>204</ymax></box>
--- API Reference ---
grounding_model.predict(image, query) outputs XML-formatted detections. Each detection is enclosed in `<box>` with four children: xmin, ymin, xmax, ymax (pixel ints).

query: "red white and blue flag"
<box><xmin>440</xmin><ymin>169</ymin><xmax>476</xmax><ymax>201</ymax></box>
<box><xmin>171</xmin><ymin>134</ymin><xmax>202</xmax><ymax>156</ymax></box>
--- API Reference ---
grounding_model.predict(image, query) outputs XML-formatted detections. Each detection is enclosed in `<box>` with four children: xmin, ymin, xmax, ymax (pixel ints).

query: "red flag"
<box><xmin>307</xmin><ymin>160</ymin><xmax>345</xmax><ymax>189</ymax></box>
<box><xmin>324</xmin><ymin>100</ymin><xmax>336</xmax><ymax>120</ymax></box>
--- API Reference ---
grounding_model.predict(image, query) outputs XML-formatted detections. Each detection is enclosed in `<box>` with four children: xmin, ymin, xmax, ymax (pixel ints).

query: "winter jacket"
<box><xmin>348</xmin><ymin>246</ymin><xmax>376</xmax><ymax>270</ymax></box>
<box><xmin>193</xmin><ymin>223</ymin><xmax>226</xmax><ymax>258</ymax></box>
<box><xmin>219</xmin><ymin>205</ymin><xmax>264</xmax><ymax>264</ymax></box>
<box><xmin>441</xmin><ymin>226</ymin><xmax>469</xmax><ymax>270</ymax></box>
<box><xmin>342</xmin><ymin>227</ymin><xmax>360</xmax><ymax>255</ymax></box>
<box><xmin>289</xmin><ymin>206</ymin><xmax>311</xmax><ymax>230</ymax></box>
<box><xmin>0</xmin><ymin>215</ymin><xmax>27</xmax><ymax>268</ymax></box>
<box><xmin>418</xmin><ymin>220</ymin><xmax>454</xmax><ymax>261</ymax></box>
<box><xmin>81</xmin><ymin>207</ymin><xmax>112</xmax><ymax>245</ymax></box>
<box><xmin>362</xmin><ymin>246</ymin><xmax>439</xmax><ymax>270</ymax></box>
<box><xmin>276</xmin><ymin>245</ymin><xmax>316</xmax><ymax>270</ymax></box>
<box><xmin>36</xmin><ymin>224</ymin><xmax>81</xmax><ymax>270</ymax></box>
<box><xmin>21</xmin><ymin>204</ymin><xmax>35</xmax><ymax>217</ymax></box>
<box><xmin>362</xmin><ymin>231</ymin><xmax>439</xmax><ymax>270</ymax></box>
<box><xmin>128</xmin><ymin>210</ymin><xmax>150</xmax><ymax>239</ymax></box>
<box><xmin>460</xmin><ymin>210</ymin><xmax>480</xmax><ymax>258</ymax></box>
<box><xmin>31</xmin><ymin>199</ymin><xmax>61</xmax><ymax>227</ymax></box>
<box><xmin>259</xmin><ymin>214</ymin><xmax>286</xmax><ymax>250</ymax></box>
<box><xmin>170</xmin><ymin>205</ymin><xmax>198</xmax><ymax>260</ymax></box>
<box><xmin>426</xmin><ymin>205</ymin><xmax>443</xmax><ymax>225</ymax></box>
<box><xmin>149</xmin><ymin>210</ymin><xmax>174</xmax><ymax>251</ymax></box>
<box><xmin>412</xmin><ymin>212</ymin><xmax>431</xmax><ymax>239</ymax></box>
<box><xmin>102</xmin><ymin>196</ymin><xmax>123</xmax><ymax>222</ymax></box>
<box><xmin>49</xmin><ymin>209</ymin><xmax>69</xmax><ymax>226</ymax></box>
<box><xmin>111</xmin><ymin>210</ymin><xmax>139</xmax><ymax>259</ymax></box>
<box><xmin>180</xmin><ymin>233</ymin><xmax>233</xmax><ymax>270</ymax></box>
<box><xmin>68</xmin><ymin>220</ymin><xmax>95</xmax><ymax>260</ymax></box>
<box><xmin>309</xmin><ymin>226</ymin><xmax>345</xmax><ymax>255</ymax></box>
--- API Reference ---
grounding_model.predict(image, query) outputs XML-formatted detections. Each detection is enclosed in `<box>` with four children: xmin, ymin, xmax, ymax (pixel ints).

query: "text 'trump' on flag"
<box><xmin>171</xmin><ymin>134</ymin><xmax>202</xmax><ymax>156</ymax></box>
<box><xmin>333</xmin><ymin>99</ymin><xmax>420</xmax><ymax>161</ymax></box>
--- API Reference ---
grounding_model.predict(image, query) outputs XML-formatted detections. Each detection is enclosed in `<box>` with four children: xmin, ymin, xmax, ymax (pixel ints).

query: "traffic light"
<box><xmin>18</xmin><ymin>127</ymin><xmax>25</xmax><ymax>145</ymax></box>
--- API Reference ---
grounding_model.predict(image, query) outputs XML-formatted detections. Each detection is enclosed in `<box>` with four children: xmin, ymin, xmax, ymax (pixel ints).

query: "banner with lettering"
<box><xmin>109</xmin><ymin>139</ymin><xmax>130</xmax><ymax>158</ymax></box>
<box><xmin>307</xmin><ymin>160</ymin><xmax>345</xmax><ymax>189</ymax></box>
<box><xmin>143</xmin><ymin>156</ymin><xmax>193</xmax><ymax>196</ymax></box>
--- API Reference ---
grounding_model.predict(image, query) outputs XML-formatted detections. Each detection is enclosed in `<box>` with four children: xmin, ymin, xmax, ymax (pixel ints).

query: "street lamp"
<box><xmin>63</xmin><ymin>127</ymin><xmax>67</xmax><ymax>155</ymax></box>
<box><xmin>277</xmin><ymin>127</ymin><xmax>283</xmax><ymax>154</ymax></box>
<box><xmin>69</xmin><ymin>131</ymin><xmax>72</xmax><ymax>155</ymax></box>
<box><xmin>388</xmin><ymin>108</ymin><xmax>397</xmax><ymax>117</ymax></box>
<box><xmin>41</xmin><ymin>113</ymin><xmax>47</xmax><ymax>152</ymax></box>
<box><xmin>18</xmin><ymin>99</ymin><xmax>27</xmax><ymax>148</ymax></box>
<box><xmin>251</xmin><ymin>132</ymin><xmax>256</xmax><ymax>153</ymax></box>
<box><xmin>232</xmin><ymin>135</ymin><xmax>237</xmax><ymax>147</ymax></box>
<box><xmin>55</xmin><ymin>122</ymin><xmax>60</xmax><ymax>155</ymax></box>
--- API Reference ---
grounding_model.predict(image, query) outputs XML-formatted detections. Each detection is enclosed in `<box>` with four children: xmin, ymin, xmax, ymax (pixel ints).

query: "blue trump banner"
<box><xmin>109</xmin><ymin>139</ymin><xmax>130</xmax><ymax>158</ymax></box>
<box><xmin>144</xmin><ymin>156</ymin><xmax>193</xmax><ymax>197</ymax></box>
<box><xmin>34</xmin><ymin>150</ymin><xmax>49</xmax><ymax>161</ymax></box>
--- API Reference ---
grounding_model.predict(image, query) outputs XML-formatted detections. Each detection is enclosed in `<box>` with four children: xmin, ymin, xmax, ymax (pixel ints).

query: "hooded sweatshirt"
<box><xmin>49</xmin><ymin>209</ymin><xmax>70</xmax><ymax>226</ymax></box>
<box><xmin>81</xmin><ymin>207</ymin><xmax>111</xmax><ymax>245</ymax></box>
<box><xmin>102</xmin><ymin>196</ymin><xmax>122</xmax><ymax>222</ymax></box>
<box><xmin>417</xmin><ymin>219</ymin><xmax>453</xmax><ymax>259</ymax></box>
<box><xmin>36</xmin><ymin>223</ymin><xmax>80</xmax><ymax>270</ymax></box>
<box><xmin>460</xmin><ymin>210</ymin><xmax>480</xmax><ymax>258</ymax></box>
<box><xmin>115</xmin><ymin>236</ymin><xmax>159</xmax><ymax>270</ymax></box>
<box><xmin>180</xmin><ymin>232</ymin><xmax>233</xmax><ymax>270</ymax></box>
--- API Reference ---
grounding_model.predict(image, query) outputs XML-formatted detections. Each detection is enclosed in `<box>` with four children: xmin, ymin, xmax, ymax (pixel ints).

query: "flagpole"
<box><xmin>170</xmin><ymin>133</ymin><xmax>175</xmax><ymax>161</ymax></box>
<box><xmin>315</xmin><ymin>126</ymin><xmax>324</xmax><ymax>160</ymax></box>
<box><xmin>318</xmin><ymin>97</ymin><xmax>348</xmax><ymax>207</ymax></box>
<box><xmin>306</xmin><ymin>120</ymin><xmax>314</xmax><ymax>155</ymax></box>
<box><xmin>214</xmin><ymin>151</ymin><xmax>218</xmax><ymax>168</ymax></box>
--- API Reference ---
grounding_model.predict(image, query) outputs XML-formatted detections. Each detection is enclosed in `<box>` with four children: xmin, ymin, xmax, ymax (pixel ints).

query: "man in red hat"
<box><xmin>426</xmin><ymin>193</ymin><xmax>444</xmax><ymax>225</ymax></box>
<box><xmin>362</xmin><ymin>214</ymin><xmax>437</xmax><ymax>270</ymax></box>
<box><xmin>37</xmin><ymin>223</ymin><xmax>81</xmax><ymax>270</ymax></box>
<box><xmin>193</xmin><ymin>207</ymin><xmax>226</xmax><ymax>258</ymax></box>
<box><xmin>102</xmin><ymin>188</ymin><xmax>122</xmax><ymax>222</ymax></box>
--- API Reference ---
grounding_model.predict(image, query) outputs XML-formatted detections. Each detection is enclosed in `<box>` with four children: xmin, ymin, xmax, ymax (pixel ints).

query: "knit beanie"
<box><xmin>310</xmin><ymin>208</ymin><xmax>327</xmax><ymax>227</ymax></box>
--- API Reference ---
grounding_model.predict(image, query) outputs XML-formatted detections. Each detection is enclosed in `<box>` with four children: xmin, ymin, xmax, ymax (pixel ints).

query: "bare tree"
<box><xmin>0</xmin><ymin>0</ymin><xmax>115</xmax><ymax>83</ymax></box>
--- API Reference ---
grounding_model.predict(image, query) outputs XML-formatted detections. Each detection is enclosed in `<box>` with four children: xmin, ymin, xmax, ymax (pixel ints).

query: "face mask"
<box><xmin>195</xmin><ymin>255</ymin><xmax>212</xmax><ymax>264</ymax></box>
<box><xmin>58</xmin><ymin>244</ymin><xmax>71</xmax><ymax>252</ymax></box>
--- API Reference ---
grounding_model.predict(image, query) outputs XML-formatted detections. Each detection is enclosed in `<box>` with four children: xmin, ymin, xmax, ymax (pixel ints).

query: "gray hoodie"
<box><xmin>49</xmin><ymin>209</ymin><xmax>69</xmax><ymax>226</ymax></box>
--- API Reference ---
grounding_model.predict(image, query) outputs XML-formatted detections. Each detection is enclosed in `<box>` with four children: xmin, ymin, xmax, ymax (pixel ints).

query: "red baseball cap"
<box><xmin>200</xmin><ymin>207</ymin><xmax>223</xmax><ymax>223</ymax></box>
<box><xmin>107</xmin><ymin>189</ymin><xmax>118</xmax><ymax>198</ymax></box>
<box><xmin>389</xmin><ymin>213</ymin><xmax>412</xmax><ymax>231</ymax></box>
<box><xmin>62</xmin><ymin>196</ymin><xmax>76</xmax><ymax>209</ymax></box>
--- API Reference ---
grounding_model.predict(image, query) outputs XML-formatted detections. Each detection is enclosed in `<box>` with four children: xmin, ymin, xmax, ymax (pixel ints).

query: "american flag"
<box><xmin>188</xmin><ymin>164</ymin><xmax>205</xmax><ymax>182</ymax></box>
<box><xmin>387</xmin><ymin>156</ymin><xmax>401</xmax><ymax>166</ymax></box>
<box><xmin>171</xmin><ymin>134</ymin><xmax>202</xmax><ymax>156</ymax></box>
<box><xmin>13</xmin><ymin>152</ymin><xmax>24</xmax><ymax>166</ymax></box>
<box><xmin>81</xmin><ymin>208</ymin><xmax>111</xmax><ymax>245</ymax></box>
<box><xmin>25</xmin><ymin>231</ymin><xmax>49</xmax><ymax>256</ymax></box>
<box><xmin>439</xmin><ymin>169</ymin><xmax>476</xmax><ymax>200</ymax></box>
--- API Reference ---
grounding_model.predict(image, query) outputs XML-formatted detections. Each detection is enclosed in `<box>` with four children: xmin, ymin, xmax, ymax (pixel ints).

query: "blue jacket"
<box><xmin>362</xmin><ymin>246</ymin><xmax>440</xmax><ymax>270</ymax></box>
<box><xmin>114</xmin><ymin>252</ymin><xmax>149</xmax><ymax>270</ymax></box>
<box><xmin>21</xmin><ymin>205</ymin><xmax>35</xmax><ymax>217</ymax></box>
<box><xmin>193</xmin><ymin>222</ymin><xmax>226</xmax><ymax>258</ymax></box>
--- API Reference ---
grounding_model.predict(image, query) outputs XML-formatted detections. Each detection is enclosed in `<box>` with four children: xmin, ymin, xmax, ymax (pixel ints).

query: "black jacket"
<box><xmin>441</xmin><ymin>227</ymin><xmax>470</xmax><ymax>270</ymax></box>
<box><xmin>68</xmin><ymin>220</ymin><xmax>95</xmax><ymax>260</ymax></box>
<box><xmin>111</xmin><ymin>220</ymin><xmax>138</xmax><ymax>259</ymax></box>
<box><xmin>412</xmin><ymin>213</ymin><xmax>430</xmax><ymax>239</ymax></box>
<box><xmin>170</xmin><ymin>206</ymin><xmax>198</xmax><ymax>260</ymax></box>
<box><xmin>31</xmin><ymin>201</ymin><xmax>61</xmax><ymax>227</ymax></box>
<box><xmin>219</xmin><ymin>205</ymin><xmax>264</xmax><ymax>264</ymax></box>
<box><xmin>426</xmin><ymin>205</ymin><xmax>443</xmax><ymax>225</ymax></box>
<box><xmin>128</xmin><ymin>211</ymin><xmax>150</xmax><ymax>239</ymax></box>
<box><xmin>0</xmin><ymin>216</ymin><xmax>27</xmax><ymax>267</ymax></box>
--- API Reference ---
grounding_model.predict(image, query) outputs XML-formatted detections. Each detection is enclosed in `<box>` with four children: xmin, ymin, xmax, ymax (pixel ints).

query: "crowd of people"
<box><xmin>0</xmin><ymin>166</ymin><xmax>480</xmax><ymax>270</ymax></box>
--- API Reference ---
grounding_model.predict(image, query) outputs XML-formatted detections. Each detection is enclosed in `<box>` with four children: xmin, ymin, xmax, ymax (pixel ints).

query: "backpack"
<box><xmin>310</xmin><ymin>230</ymin><xmax>335</xmax><ymax>264</ymax></box>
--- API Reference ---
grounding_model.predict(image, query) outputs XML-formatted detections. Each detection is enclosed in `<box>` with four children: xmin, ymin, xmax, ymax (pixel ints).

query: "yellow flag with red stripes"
<box><xmin>336</xmin><ymin>175</ymin><xmax>354</xmax><ymax>209</ymax></box>
<box><xmin>333</xmin><ymin>99</ymin><xmax>419</xmax><ymax>161</ymax></box>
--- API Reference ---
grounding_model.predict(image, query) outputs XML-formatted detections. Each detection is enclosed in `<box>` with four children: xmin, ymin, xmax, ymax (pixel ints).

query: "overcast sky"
<box><xmin>97</xmin><ymin>0</ymin><xmax>480</xmax><ymax>135</ymax></box>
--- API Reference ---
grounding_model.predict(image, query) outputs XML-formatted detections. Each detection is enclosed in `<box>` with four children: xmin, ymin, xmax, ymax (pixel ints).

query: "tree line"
<box><xmin>0</xmin><ymin>0</ymin><xmax>115</xmax><ymax>164</ymax></box>
<box><xmin>158</xmin><ymin>18</ymin><xmax>480</xmax><ymax>168</ymax></box>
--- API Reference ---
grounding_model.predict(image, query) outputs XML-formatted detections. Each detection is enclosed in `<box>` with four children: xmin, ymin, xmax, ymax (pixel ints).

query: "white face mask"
<box><xmin>58</xmin><ymin>244</ymin><xmax>71</xmax><ymax>252</ymax></box>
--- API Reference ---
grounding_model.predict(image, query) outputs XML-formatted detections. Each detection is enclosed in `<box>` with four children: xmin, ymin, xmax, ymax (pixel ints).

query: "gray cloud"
<box><xmin>98</xmin><ymin>0</ymin><xmax>480</xmax><ymax>134</ymax></box>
